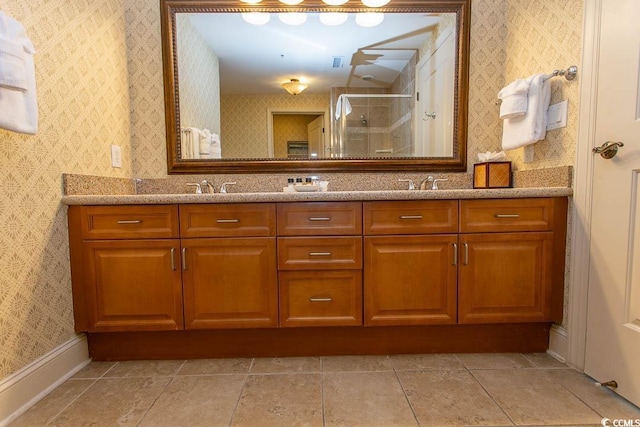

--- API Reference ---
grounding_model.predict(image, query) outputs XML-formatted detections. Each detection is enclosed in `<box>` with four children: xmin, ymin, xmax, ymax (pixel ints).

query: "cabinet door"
<box><xmin>364</xmin><ymin>235</ymin><xmax>458</xmax><ymax>326</ymax></box>
<box><xmin>458</xmin><ymin>232</ymin><xmax>554</xmax><ymax>323</ymax></box>
<box><xmin>182</xmin><ymin>237</ymin><xmax>278</xmax><ymax>329</ymax></box>
<box><xmin>83</xmin><ymin>239</ymin><xmax>183</xmax><ymax>332</ymax></box>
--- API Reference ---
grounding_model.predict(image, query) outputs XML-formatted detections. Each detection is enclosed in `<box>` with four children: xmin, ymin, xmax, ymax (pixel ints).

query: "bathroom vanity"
<box><xmin>65</xmin><ymin>189</ymin><xmax>569</xmax><ymax>360</ymax></box>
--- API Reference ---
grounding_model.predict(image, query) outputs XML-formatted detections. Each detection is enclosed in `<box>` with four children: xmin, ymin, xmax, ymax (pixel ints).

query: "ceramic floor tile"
<box><xmin>397</xmin><ymin>369</ymin><xmax>513</xmax><ymax>426</ymax></box>
<box><xmin>48</xmin><ymin>377</ymin><xmax>171</xmax><ymax>427</ymax></box>
<box><xmin>102</xmin><ymin>360</ymin><xmax>184</xmax><ymax>377</ymax></box>
<box><xmin>472</xmin><ymin>369</ymin><xmax>602</xmax><ymax>425</ymax></box>
<box><xmin>177</xmin><ymin>358</ymin><xmax>252</xmax><ymax>375</ymax></box>
<box><xmin>69</xmin><ymin>361</ymin><xmax>116</xmax><ymax>379</ymax></box>
<box><xmin>138</xmin><ymin>375</ymin><xmax>246</xmax><ymax>427</ymax></box>
<box><xmin>9</xmin><ymin>380</ymin><xmax>95</xmax><ymax>427</ymax></box>
<box><xmin>249</xmin><ymin>356</ymin><xmax>321</xmax><ymax>374</ymax></box>
<box><xmin>456</xmin><ymin>353</ymin><xmax>535</xmax><ymax>369</ymax></box>
<box><xmin>231</xmin><ymin>373</ymin><xmax>322</xmax><ymax>427</ymax></box>
<box><xmin>543</xmin><ymin>369</ymin><xmax>640</xmax><ymax>420</ymax></box>
<box><xmin>390</xmin><ymin>353</ymin><xmax>465</xmax><ymax>371</ymax></box>
<box><xmin>521</xmin><ymin>353</ymin><xmax>568</xmax><ymax>368</ymax></box>
<box><xmin>321</xmin><ymin>355</ymin><xmax>392</xmax><ymax>372</ymax></box>
<box><xmin>323</xmin><ymin>371</ymin><xmax>418</xmax><ymax>427</ymax></box>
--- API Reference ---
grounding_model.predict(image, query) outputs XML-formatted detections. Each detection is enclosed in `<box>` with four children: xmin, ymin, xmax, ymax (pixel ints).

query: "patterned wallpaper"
<box><xmin>0</xmin><ymin>0</ymin><xmax>133</xmax><ymax>378</ymax></box>
<box><xmin>176</xmin><ymin>14</ymin><xmax>221</xmax><ymax>136</ymax></box>
<box><xmin>273</xmin><ymin>114</ymin><xmax>319</xmax><ymax>159</ymax></box>
<box><xmin>0</xmin><ymin>0</ymin><xmax>583</xmax><ymax>381</ymax></box>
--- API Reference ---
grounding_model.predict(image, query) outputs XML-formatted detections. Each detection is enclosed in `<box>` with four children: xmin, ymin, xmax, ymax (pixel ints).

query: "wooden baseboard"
<box><xmin>88</xmin><ymin>323</ymin><xmax>552</xmax><ymax>360</ymax></box>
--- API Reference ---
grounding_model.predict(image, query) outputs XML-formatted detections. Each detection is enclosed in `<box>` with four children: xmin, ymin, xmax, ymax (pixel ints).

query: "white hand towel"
<box><xmin>199</xmin><ymin>129</ymin><xmax>212</xmax><ymax>155</ymax></box>
<box><xmin>498</xmin><ymin>78</ymin><xmax>529</xmax><ymax>119</ymax></box>
<box><xmin>181</xmin><ymin>127</ymin><xmax>200</xmax><ymax>159</ymax></box>
<box><xmin>0</xmin><ymin>12</ymin><xmax>37</xmax><ymax>135</ymax></box>
<box><xmin>334</xmin><ymin>95</ymin><xmax>352</xmax><ymax>120</ymax></box>
<box><xmin>501</xmin><ymin>74</ymin><xmax>551</xmax><ymax>151</ymax></box>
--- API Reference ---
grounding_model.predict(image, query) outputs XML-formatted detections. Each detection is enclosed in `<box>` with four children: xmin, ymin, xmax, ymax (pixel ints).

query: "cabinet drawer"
<box><xmin>363</xmin><ymin>201</ymin><xmax>458</xmax><ymax>235</ymax></box>
<box><xmin>77</xmin><ymin>205</ymin><xmax>179</xmax><ymax>240</ymax></box>
<box><xmin>277</xmin><ymin>202</ymin><xmax>362</xmax><ymax>236</ymax></box>
<box><xmin>279</xmin><ymin>270</ymin><xmax>363</xmax><ymax>327</ymax></box>
<box><xmin>278</xmin><ymin>237</ymin><xmax>362</xmax><ymax>270</ymax></box>
<box><xmin>460</xmin><ymin>198</ymin><xmax>555</xmax><ymax>233</ymax></box>
<box><xmin>180</xmin><ymin>204</ymin><xmax>276</xmax><ymax>238</ymax></box>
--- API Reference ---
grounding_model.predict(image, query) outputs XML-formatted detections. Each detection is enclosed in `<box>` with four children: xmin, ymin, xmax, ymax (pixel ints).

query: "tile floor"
<box><xmin>10</xmin><ymin>353</ymin><xmax>640</xmax><ymax>427</ymax></box>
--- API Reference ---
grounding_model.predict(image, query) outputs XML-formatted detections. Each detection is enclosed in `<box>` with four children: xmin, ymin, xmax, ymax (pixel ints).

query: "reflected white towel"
<box><xmin>501</xmin><ymin>74</ymin><xmax>550</xmax><ymax>151</ymax></box>
<box><xmin>498</xmin><ymin>78</ymin><xmax>529</xmax><ymax>119</ymax></box>
<box><xmin>199</xmin><ymin>129</ymin><xmax>212</xmax><ymax>155</ymax></box>
<box><xmin>334</xmin><ymin>96</ymin><xmax>352</xmax><ymax>120</ymax></box>
<box><xmin>0</xmin><ymin>12</ymin><xmax>37</xmax><ymax>135</ymax></box>
<box><xmin>181</xmin><ymin>127</ymin><xmax>200</xmax><ymax>159</ymax></box>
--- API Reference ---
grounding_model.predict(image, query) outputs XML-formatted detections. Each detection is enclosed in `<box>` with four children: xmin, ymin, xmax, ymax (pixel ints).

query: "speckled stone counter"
<box><xmin>61</xmin><ymin>187</ymin><xmax>572</xmax><ymax>206</ymax></box>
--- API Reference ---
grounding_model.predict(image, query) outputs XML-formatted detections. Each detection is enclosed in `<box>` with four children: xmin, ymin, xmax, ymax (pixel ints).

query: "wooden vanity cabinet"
<box><xmin>180</xmin><ymin>204</ymin><xmax>278</xmax><ymax>329</ymax></box>
<box><xmin>363</xmin><ymin>201</ymin><xmax>459</xmax><ymax>326</ymax></box>
<box><xmin>67</xmin><ymin>205</ymin><xmax>183</xmax><ymax>332</ymax></box>
<box><xmin>277</xmin><ymin>202</ymin><xmax>363</xmax><ymax>327</ymax></box>
<box><xmin>458</xmin><ymin>198</ymin><xmax>567</xmax><ymax>324</ymax></box>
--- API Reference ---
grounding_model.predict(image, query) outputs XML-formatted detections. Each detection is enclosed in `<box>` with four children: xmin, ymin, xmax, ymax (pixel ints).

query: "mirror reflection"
<box><xmin>175</xmin><ymin>11</ymin><xmax>456</xmax><ymax>161</ymax></box>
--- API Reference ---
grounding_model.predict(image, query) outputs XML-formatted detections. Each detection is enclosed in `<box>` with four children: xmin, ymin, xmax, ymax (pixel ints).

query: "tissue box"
<box><xmin>473</xmin><ymin>161</ymin><xmax>512</xmax><ymax>189</ymax></box>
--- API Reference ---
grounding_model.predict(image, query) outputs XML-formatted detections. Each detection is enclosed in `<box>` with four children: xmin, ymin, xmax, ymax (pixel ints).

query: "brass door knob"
<box><xmin>593</xmin><ymin>141</ymin><xmax>624</xmax><ymax>159</ymax></box>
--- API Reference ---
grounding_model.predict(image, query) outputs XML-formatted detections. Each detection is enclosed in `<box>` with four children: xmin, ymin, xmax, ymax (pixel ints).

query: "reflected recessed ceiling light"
<box><xmin>355</xmin><ymin>12</ymin><xmax>384</xmax><ymax>27</ymax></box>
<box><xmin>241</xmin><ymin>12</ymin><xmax>271</xmax><ymax>25</ymax></box>
<box><xmin>319</xmin><ymin>13</ymin><xmax>348</xmax><ymax>26</ymax></box>
<box><xmin>282</xmin><ymin>79</ymin><xmax>308</xmax><ymax>95</ymax></box>
<box><xmin>322</xmin><ymin>0</ymin><xmax>349</xmax><ymax>5</ymax></box>
<box><xmin>361</xmin><ymin>0</ymin><xmax>390</xmax><ymax>6</ymax></box>
<box><xmin>279</xmin><ymin>0</ymin><xmax>304</xmax><ymax>4</ymax></box>
<box><xmin>278</xmin><ymin>12</ymin><xmax>307</xmax><ymax>25</ymax></box>
<box><xmin>240</xmin><ymin>0</ymin><xmax>262</xmax><ymax>3</ymax></box>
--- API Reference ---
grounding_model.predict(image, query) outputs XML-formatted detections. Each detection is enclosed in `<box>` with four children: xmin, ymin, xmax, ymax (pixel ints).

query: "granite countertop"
<box><xmin>61</xmin><ymin>187</ymin><xmax>573</xmax><ymax>205</ymax></box>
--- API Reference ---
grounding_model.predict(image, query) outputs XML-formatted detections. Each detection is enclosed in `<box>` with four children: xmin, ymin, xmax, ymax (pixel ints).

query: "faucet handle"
<box><xmin>398</xmin><ymin>179</ymin><xmax>415</xmax><ymax>191</ymax></box>
<box><xmin>186</xmin><ymin>183</ymin><xmax>202</xmax><ymax>194</ymax></box>
<box><xmin>219</xmin><ymin>181</ymin><xmax>237</xmax><ymax>194</ymax></box>
<box><xmin>200</xmin><ymin>179</ymin><xmax>215</xmax><ymax>194</ymax></box>
<box><xmin>431</xmin><ymin>178</ymin><xmax>448</xmax><ymax>190</ymax></box>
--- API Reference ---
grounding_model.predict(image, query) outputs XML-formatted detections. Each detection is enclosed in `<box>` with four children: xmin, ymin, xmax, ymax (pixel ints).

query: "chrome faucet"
<box><xmin>398</xmin><ymin>179</ymin><xmax>416</xmax><ymax>190</ymax></box>
<box><xmin>219</xmin><ymin>181</ymin><xmax>237</xmax><ymax>193</ymax></box>
<box><xmin>200</xmin><ymin>179</ymin><xmax>215</xmax><ymax>194</ymax></box>
<box><xmin>419</xmin><ymin>176</ymin><xmax>434</xmax><ymax>190</ymax></box>
<box><xmin>186</xmin><ymin>182</ymin><xmax>202</xmax><ymax>194</ymax></box>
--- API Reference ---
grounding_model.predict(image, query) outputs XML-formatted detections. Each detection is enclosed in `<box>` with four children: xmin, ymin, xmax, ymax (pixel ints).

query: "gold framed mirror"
<box><xmin>161</xmin><ymin>0</ymin><xmax>470</xmax><ymax>173</ymax></box>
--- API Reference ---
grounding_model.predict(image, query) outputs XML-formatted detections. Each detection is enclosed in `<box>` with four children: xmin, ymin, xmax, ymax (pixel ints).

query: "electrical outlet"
<box><xmin>523</xmin><ymin>145</ymin><xmax>534</xmax><ymax>163</ymax></box>
<box><xmin>546</xmin><ymin>100</ymin><xmax>568</xmax><ymax>131</ymax></box>
<box><xmin>111</xmin><ymin>145</ymin><xmax>122</xmax><ymax>168</ymax></box>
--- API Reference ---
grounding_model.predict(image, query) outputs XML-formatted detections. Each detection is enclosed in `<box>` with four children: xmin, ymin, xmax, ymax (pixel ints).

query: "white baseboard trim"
<box><xmin>0</xmin><ymin>335</ymin><xmax>90</xmax><ymax>427</ymax></box>
<box><xmin>547</xmin><ymin>325</ymin><xmax>568</xmax><ymax>363</ymax></box>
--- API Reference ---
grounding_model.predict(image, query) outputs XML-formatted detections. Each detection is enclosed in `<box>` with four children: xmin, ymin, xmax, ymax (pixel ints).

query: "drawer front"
<box><xmin>278</xmin><ymin>236</ymin><xmax>362</xmax><ymax>270</ymax></box>
<box><xmin>279</xmin><ymin>270</ymin><xmax>363</xmax><ymax>327</ymax></box>
<box><xmin>79</xmin><ymin>205</ymin><xmax>179</xmax><ymax>239</ymax></box>
<box><xmin>460</xmin><ymin>198</ymin><xmax>555</xmax><ymax>233</ymax></box>
<box><xmin>180</xmin><ymin>204</ymin><xmax>276</xmax><ymax>238</ymax></box>
<box><xmin>363</xmin><ymin>200</ymin><xmax>458</xmax><ymax>235</ymax></box>
<box><xmin>277</xmin><ymin>202</ymin><xmax>362</xmax><ymax>236</ymax></box>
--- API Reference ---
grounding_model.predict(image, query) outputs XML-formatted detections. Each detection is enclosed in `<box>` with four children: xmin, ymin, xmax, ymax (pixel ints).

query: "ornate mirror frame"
<box><xmin>160</xmin><ymin>0</ymin><xmax>470</xmax><ymax>174</ymax></box>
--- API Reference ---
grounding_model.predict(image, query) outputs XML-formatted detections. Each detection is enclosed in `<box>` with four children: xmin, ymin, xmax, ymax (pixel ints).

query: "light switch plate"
<box><xmin>546</xmin><ymin>100</ymin><xmax>568</xmax><ymax>131</ymax></box>
<box><xmin>111</xmin><ymin>145</ymin><xmax>122</xmax><ymax>168</ymax></box>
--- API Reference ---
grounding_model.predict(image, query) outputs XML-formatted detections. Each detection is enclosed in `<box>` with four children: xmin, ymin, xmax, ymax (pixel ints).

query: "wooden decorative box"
<box><xmin>473</xmin><ymin>161</ymin><xmax>512</xmax><ymax>189</ymax></box>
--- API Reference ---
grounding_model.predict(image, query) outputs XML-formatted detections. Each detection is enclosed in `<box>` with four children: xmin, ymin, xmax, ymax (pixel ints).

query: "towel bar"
<box><xmin>496</xmin><ymin>65</ymin><xmax>578</xmax><ymax>105</ymax></box>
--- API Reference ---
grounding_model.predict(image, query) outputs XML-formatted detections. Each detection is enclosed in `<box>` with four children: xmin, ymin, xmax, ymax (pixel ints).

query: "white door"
<box><xmin>584</xmin><ymin>0</ymin><xmax>640</xmax><ymax>406</ymax></box>
<box><xmin>415</xmin><ymin>32</ymin><xmax>454</xmax><ymax>157</ymax></box>
<box><xmin>307</xmin><ymin>115</ymin><xmax>324</xmax><ymax>158</ymax></box>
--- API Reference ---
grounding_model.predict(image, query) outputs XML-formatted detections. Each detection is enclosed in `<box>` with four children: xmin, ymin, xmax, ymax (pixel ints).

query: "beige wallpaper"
<box><xmin>0</xmin><ymin>0</ymin><xmax>583</xmax><ymax>381</ymax></box>
<box><xmin>176</xmin><ymin>14</ymin><xmax>221</xmax><ymax>136</ymax></box>
<box><xmin>0</xmin><ymin>0</ymin><xmax>133</xmax><ymax>378</ymax></box>
<box><xmin>273</xmin><ymin>114</ymin><xmax>319</xmax><ymax>159</ymax></box>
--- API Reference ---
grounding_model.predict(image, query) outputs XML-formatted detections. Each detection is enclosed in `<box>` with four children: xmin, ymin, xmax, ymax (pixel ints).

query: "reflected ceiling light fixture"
<box><xmin>322</xmin><ymin>0</ymin><xmax>349</xmax><ymax>5</ymax></box>
<box><xmin>319</xmin><ymin>12</ymin><xmax>348</xmax><ymax>26</ymax></box>
<box><xmin>278</xmin><ymin>12</ymin><xmax>307</xmax><ymax>25</ymax></box>
<box><xmin>240</xmin><ymin>0</ymin><xmax>262</xmax><ymax>3</ymax></box>
<box><xmin>241</xmin><ymin>12</ymin><xmax>271</xmax><ymax>25</ymax></box>
<box><xmin>282</xmin><ymin>79</ymin><xmax>308</xmax><ymax>95</ymax></box>
<box><xmin>279</xmin><ymin>0</ymin><xmax>304</xmax><ymax>4</ymax></box>
<box><xmin>355</xmin><ymin>12</ymin><xmax>384</xmax><ymax>26</ymax></box>
<box><xmin>361</xmin><ymin>0</ymin><xmax>390</xmax><ymax>6</ymax></box>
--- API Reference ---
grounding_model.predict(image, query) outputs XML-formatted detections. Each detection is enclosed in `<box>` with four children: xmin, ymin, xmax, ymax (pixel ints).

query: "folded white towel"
<box><xmin>181</xmin><ymin>127</ymin><xmax>200</xmax><ymax>159</ymax></box>
<box><xmin>501</xmin><ymin>74</ymin><xmax>551</xmax><ymax>151</ymax></box>
<box><xmin>0</xmin><ymin>12</ymin><xmax>37</xmax><ymax>135</ymax></box>
<box><xmin>335</xmin><ymin>95</ymin><xmax>352</xmax><ymax>120</ymax></box>
<box><xmin>498</xmin><ymin>78</ymin><xmax>529</xmax><ymax>119</ymax></box>
<box><xmin>199</xmin><ymin>129</ymin><xmax>212</xmax><ymax>155</ymax></box>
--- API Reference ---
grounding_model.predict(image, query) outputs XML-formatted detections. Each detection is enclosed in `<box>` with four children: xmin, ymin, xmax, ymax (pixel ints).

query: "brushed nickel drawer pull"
<box><xmin>216</xmin><ymin>219</ymin><xmax>240</xmax><ymax>223</ymax></box>
<box><xmin>170</xmin><ymin>248</ymin><xmax>176</xmax><ymax>271</ymax></box>
<box><xmin>400</xmin><ymin>215</ymin><xmax>423</xmax><ymax>220</ymax></box>
<box><xmin>310</xmin><ymin>297</ymin><xmax>333</xmax><ymax>302</ymax></box>
<box><xmin>117</xmin><ymin>220</ymin><xmax>142</xmax><ymax>224</ymax></box>
<box><xmin>309</xmin><ymin>252</ymin><xmax>332</xmax><ymax>256</ymax></box>
<box><xmin>452</xmin><ymin>243</ymin><xmax>458</xmax><ymax>266</ymax></box>
<box><xmin>182</xmin><ymin>248</ymin><xmax>187</xmax><ymax>270</ymax></box>
<box><xmin>308</xmin><ymin>217</ymin><xmax>331</xmax><ymax>221</ymax></box>
<box><xmin>494</xmin><ymin>214</ymin><xmax>520</xmax><ymax>218</ymax></box>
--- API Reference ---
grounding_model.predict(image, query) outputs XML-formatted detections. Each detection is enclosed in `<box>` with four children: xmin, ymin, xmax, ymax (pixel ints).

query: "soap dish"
<box><xmin>293</xmin><ymin>185</ymin><xmax>321</xmax><ymax>192</ymax></box>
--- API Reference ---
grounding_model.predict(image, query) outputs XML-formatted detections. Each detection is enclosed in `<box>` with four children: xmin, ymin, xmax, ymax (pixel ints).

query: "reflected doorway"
<box><xmin>267</xmin><ymin>108</ymin><xmax>330</xmax><ymax>159</ymax></box>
